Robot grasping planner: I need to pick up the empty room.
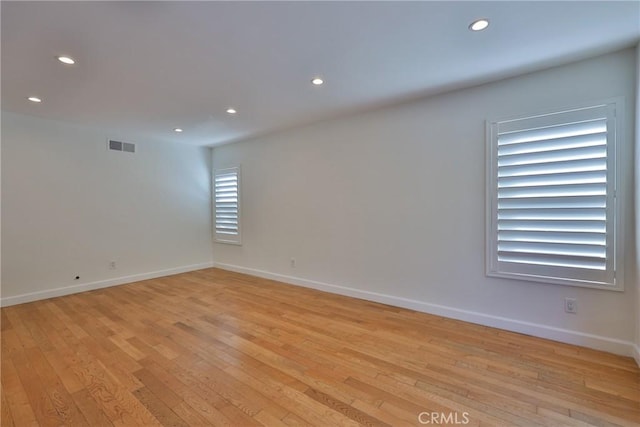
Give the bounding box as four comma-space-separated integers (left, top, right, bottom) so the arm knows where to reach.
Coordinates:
1, 1, 639, 426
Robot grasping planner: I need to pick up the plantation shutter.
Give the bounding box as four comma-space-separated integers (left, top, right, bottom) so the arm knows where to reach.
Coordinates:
487, 102, 620, 288
214, 167, 241, 244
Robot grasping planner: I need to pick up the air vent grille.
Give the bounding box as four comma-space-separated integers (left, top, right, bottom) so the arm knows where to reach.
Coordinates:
108, 140, 136, 153
109, 140, 122, 151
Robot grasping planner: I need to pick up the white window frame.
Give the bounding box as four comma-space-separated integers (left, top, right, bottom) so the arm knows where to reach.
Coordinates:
213, 166, 242, 245
486, 98, 624, 291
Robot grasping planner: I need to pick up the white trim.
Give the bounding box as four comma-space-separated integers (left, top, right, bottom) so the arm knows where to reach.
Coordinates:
0, 262, 214, 307
215, 262, 636, 358
633, 344, 640, 368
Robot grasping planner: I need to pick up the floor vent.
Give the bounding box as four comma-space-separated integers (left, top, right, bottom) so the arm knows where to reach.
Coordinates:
108, 139, 136, 153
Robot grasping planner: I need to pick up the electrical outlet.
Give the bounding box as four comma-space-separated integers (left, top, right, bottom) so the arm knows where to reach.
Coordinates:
564, 298, 577, 314
109, 261, 117, 270
290, 258, 296, 268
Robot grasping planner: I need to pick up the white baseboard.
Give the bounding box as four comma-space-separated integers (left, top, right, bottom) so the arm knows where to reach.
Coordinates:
633, 344, 640, 367
0, 262, 215, 307
215, 262, 637, 359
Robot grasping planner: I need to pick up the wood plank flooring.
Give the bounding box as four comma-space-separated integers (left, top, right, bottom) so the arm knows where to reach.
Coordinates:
1, 268, 639, 426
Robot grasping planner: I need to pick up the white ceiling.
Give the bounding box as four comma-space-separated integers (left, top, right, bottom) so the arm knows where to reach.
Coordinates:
2, 1, 639, 147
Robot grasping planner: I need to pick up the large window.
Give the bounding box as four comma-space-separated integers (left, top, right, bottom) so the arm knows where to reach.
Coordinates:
214, 166, 241, 245
486, 100, 623, 290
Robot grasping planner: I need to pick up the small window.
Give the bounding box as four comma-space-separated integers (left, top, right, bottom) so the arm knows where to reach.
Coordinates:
486, 100, 623, 290
214, 166, 241, 245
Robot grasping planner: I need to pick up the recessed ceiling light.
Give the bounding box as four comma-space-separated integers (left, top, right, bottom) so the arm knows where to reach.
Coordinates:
174, 128, 183, 133
57, 56, 75, 65
27, 96, 42, 103
469, 19, 489, 31
311, 77, 324, 86
226, 108, 237, 114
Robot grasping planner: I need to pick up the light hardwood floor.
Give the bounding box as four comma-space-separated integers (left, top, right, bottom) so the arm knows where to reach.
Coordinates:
1, 268, 639, 426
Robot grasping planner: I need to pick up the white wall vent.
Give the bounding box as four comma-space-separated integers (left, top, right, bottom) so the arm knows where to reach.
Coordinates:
108, 139, 136, 153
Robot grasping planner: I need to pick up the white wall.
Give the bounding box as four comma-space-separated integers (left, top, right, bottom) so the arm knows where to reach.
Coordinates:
635, 44, 640, 365
1, 112, 213, 305
213, 48, 637, 356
